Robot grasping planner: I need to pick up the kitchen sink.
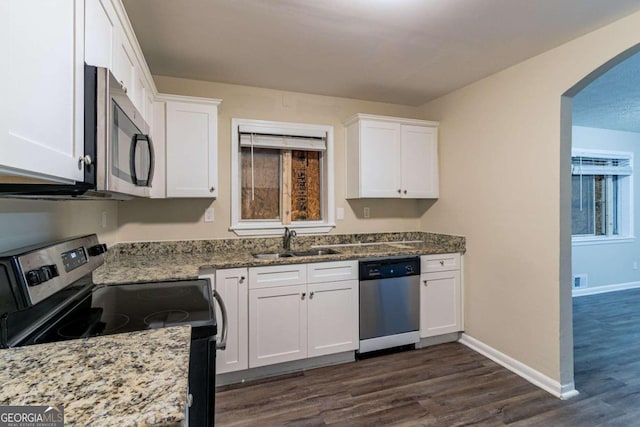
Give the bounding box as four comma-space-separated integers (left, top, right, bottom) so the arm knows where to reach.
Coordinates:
252, 252, 295, 259
292, 249, 339, 257
252, 248, 339, 259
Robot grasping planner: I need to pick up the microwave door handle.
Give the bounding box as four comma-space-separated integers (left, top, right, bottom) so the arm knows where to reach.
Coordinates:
130, 134, 140, 185
130, 134, 154, 186
146, 134, 155, 187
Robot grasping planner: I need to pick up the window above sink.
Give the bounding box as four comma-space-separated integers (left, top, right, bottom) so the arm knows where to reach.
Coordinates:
230, 119, 336, 236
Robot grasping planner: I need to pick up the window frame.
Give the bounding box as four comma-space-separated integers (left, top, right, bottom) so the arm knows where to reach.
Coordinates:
230, 118, 335, 236
571, 148, 634, 246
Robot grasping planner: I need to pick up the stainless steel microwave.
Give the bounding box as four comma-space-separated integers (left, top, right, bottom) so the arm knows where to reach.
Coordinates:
89, 65, 154, 198
0, 65, 154, 199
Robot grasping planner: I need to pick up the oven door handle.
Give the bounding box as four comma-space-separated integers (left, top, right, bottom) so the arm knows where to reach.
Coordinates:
213, 289, 228, 350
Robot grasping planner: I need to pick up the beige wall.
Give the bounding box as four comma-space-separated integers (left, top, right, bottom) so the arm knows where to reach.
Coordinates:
117, 78, 433, 242
419, 10, 640, 386
0, 199, 118, 252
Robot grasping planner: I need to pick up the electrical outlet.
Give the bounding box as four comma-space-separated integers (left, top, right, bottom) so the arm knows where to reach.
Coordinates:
101, 211, 108, 229
336, 207, 344, 220
363, 207, 370, 218
204, 207, 214, 223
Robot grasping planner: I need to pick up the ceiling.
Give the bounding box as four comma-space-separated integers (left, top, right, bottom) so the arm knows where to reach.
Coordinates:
573, 52, 640, 133
123, 0, 640, 107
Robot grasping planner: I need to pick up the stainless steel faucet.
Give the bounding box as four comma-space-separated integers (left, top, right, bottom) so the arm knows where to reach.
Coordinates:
283, 227, 297, 252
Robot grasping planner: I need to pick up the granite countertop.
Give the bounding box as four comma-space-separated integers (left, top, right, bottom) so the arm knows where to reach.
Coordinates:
94, 232, 465, 285
0, 326, 191, 426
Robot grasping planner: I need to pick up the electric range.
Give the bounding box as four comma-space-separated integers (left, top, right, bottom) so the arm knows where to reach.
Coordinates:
0, 234, 227, 426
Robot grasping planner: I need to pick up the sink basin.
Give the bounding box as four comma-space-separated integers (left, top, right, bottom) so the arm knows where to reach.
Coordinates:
292, 249, 339, 257
252, 252, 295, 259
252, 248, 339, 259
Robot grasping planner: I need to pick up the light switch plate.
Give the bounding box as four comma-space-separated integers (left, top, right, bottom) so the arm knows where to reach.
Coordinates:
204, 207, 214, 222
336, 207, 344, 220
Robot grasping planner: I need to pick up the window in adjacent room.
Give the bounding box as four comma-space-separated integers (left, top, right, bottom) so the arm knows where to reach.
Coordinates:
571, 150, 633, 243
231, 119, 335, 235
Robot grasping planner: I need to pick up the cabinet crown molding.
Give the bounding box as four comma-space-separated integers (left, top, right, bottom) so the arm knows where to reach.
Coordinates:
156, 93, 223, 106
343, 113, 439, 127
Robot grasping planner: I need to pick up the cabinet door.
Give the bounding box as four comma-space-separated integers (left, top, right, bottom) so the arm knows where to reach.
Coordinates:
166, 101, 219, 197
360, 120, 401, 197
420, 271, 462, 338
112, 27, 136, 99
401, 125, 439, 198
307, 280, 358, 357
214, 268, 249, 374
0, 0, 85, 182
149, 101, 166, 198
85, 0, 116, 69
249, 285, 307, 367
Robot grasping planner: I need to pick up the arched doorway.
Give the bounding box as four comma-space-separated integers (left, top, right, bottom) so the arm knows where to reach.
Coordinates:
561, 43, 640, 394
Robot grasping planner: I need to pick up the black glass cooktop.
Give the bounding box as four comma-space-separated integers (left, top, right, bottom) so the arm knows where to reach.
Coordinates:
8, 279, 216, 347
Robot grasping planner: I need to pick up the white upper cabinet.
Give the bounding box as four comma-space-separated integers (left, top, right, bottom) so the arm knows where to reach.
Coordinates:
345, 114, 439, 199
0, 0, 85, 182
401, 124, 439, 198
85, 0, 116, 69
85, 0, 154, 121
164, 96, 221, 198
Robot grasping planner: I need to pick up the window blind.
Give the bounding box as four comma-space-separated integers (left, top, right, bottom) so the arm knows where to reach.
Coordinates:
239, 132, 326, 151
571, 155, 632, 176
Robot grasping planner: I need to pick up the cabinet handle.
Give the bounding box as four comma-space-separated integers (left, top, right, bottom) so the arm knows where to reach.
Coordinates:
209, 187, 215, 192
310, 292, 314, 299
301, 292, 306, 300
440, 260, 445, 266
120, 80, 128, 94
187, 393, 193, 408
403, 190, 407, 194
423, 280, 428, 286
397, 189, 401, 194
79, 155, 92, 166
240, 276, 245, 282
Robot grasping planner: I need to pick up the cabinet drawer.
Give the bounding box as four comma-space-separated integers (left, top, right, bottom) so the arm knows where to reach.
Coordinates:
307, 261, 358, 284
421, 253, 460, 273
249, 264, 307, 289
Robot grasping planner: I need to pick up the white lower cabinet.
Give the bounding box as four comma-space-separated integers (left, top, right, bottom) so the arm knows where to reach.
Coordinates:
307, 280, 358, 358
248, 261, 358, 368
201, 268, 249, 374
249, 284, 307, 368
420, 254, 462, 338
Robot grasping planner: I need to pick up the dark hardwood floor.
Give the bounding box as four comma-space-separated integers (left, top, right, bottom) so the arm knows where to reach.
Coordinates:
215, 289, 640, 426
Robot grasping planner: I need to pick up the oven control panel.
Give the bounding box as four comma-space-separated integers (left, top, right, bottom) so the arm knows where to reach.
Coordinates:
61, 247, 88, 272
12, 235, 107, 307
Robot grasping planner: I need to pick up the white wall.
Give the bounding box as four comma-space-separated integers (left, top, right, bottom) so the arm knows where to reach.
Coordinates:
116, 77, 431, 243
0, 199, 119, 252
419, 9, 640, 391
572, 126, 640, 291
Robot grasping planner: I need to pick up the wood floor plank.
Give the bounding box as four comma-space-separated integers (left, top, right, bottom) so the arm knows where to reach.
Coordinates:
216, 288, 640, 426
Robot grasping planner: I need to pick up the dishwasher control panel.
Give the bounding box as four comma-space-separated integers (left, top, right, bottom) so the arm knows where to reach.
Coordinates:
359, 257, 420, 280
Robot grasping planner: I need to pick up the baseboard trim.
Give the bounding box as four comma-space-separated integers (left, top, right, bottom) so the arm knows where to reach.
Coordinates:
458, 334, 578, 400
573, 280, 640, 297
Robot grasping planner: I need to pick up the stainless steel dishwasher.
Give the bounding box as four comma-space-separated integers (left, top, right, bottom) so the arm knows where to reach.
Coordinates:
358, 257, 420, 353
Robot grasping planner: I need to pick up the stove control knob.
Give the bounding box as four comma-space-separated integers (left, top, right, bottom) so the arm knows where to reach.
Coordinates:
40, 265, 59, 281
25, 265, 59, 287
87, 244, 107, 257
25, 270, 42, 287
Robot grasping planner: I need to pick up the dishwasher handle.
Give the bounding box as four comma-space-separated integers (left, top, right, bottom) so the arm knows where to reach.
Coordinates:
213, 289, 228, 350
